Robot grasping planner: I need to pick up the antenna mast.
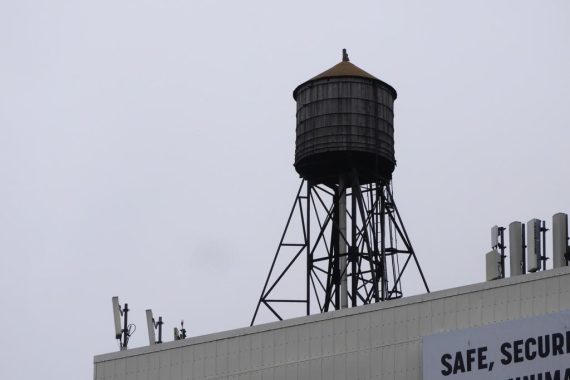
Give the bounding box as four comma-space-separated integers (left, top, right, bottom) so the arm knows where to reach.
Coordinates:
112, 297, 135, 350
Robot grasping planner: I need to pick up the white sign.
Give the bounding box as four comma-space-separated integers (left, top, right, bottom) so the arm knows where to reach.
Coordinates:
423, 311, 570, 380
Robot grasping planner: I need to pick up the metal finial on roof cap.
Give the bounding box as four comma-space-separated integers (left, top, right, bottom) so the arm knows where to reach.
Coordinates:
342, 49, 349, 62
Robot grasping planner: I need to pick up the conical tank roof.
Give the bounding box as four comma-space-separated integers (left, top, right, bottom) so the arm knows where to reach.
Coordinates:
311, 50, 378, 81
293, 49, 397, 99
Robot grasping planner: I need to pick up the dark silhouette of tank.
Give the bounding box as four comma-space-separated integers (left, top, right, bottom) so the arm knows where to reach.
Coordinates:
293, 49, 397, 185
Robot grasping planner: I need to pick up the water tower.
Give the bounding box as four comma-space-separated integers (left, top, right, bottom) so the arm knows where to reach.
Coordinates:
251, 50, 429, 324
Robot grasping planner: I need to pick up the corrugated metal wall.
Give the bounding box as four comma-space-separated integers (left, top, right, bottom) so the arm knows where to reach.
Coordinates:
94, 267, 570, 380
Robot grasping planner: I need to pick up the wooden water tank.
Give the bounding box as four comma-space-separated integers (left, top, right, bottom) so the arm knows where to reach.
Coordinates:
293, 50, 397, 185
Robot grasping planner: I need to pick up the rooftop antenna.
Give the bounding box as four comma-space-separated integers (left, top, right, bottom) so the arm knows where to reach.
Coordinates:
485, 248, 501, 281
491, 225, 506, 278
145, 309, 163, 344
553, 213, 569, 268
509, 221, 526, 276
112, 297, 135, 350
174, 320, 187, 341
527, 219, 542, 272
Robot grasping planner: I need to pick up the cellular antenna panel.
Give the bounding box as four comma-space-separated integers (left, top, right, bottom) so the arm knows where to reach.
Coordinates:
552, 213, 569, 268
527, 219, 541, 272
491, 225, 499, 248
485, 249, 501, 281
145, 309, 156, 345
112, 296, 122, 339
509, 221, 525, 276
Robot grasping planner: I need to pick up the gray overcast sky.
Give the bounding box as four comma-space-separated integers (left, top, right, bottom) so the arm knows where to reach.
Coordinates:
1, 1, 569, 378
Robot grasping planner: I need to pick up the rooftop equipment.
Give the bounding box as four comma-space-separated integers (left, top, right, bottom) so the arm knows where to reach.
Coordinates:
491, 225, 506, 278
252, 50, 429, 324
526, 219, 541, 272
173, 321, 187, 341
486, 214, 563, 280
552, 213, 569, 268
145, 309, 163, 345
111, 297, 135, 350
509, 222, 526, 276
485, 249, 502, 281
